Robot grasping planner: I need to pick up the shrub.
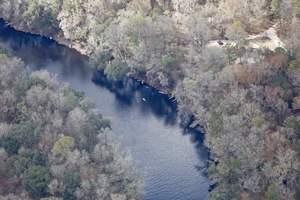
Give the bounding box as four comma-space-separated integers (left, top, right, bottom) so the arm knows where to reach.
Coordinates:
104, 59, 129, 81
89, 48, 113, 70
27, 76, 47, 90
52, 136, 75, 155
208, 113, 224, 136
285, 117, 300, 138
287, 60, 300, 72
64, 95, 76, 112
14, 150, 46, 175
293, 142, 300, 157
0, 136, 20, 155
23, 166, 51, 197
161, 56, 178, 71
274, 47, 286, 54
265, 183, 279, 200
252, 115, 270, 128
152, 4, 164, 17
224, 45, 239, 64
63, 171, 81, 200
269, 73, 292, 91
22, 2, 58, 34
206, 165, 218, 179
9, 122, 40, 148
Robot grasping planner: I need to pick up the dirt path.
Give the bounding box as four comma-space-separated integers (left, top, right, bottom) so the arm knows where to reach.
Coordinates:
246, 27, 285, 50
207, 26, 285, 51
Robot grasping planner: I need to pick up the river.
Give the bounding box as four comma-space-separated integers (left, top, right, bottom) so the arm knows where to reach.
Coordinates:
0, 21, 210, 200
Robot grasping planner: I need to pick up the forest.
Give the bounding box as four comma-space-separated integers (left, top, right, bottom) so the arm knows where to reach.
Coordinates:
0, 48, 142, 199
0, 0, 300, 199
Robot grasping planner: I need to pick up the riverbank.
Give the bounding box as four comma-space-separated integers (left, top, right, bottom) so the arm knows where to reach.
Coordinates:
0, 23, 210, 199
1, 1, 300, 199
0, 50, 143, 200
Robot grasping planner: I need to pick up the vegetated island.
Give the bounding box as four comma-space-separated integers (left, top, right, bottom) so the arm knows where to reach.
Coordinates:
0, 0, 300, 199
0, 48, 142, 199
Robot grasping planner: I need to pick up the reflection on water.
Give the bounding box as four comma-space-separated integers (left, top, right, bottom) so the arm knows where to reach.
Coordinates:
92, 72, 178, 126
0, 20, 210, 200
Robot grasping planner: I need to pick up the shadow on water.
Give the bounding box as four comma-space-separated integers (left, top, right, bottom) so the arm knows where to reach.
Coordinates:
92, 71, 178, 126
0, 20, 90, 81
0, 16, 209, 161
92, 69, 210, 169
0, 19, 210, 199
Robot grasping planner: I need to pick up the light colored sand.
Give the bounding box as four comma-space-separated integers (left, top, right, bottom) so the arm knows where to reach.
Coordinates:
207, 26, 285, 51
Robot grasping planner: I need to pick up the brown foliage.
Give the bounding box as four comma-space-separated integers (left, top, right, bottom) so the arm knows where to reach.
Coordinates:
264, 131, 286, 161
219, 54, 289, 85
255, 53, 289, 83
264, 86, 282, 106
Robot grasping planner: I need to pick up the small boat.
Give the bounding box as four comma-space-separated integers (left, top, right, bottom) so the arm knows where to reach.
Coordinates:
142, 98, 146, 101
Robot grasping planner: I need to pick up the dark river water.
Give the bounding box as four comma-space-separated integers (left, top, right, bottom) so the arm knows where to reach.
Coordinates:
0, 21, 210, 200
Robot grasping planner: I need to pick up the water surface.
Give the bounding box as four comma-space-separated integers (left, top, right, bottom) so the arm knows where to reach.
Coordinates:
0, 22, 210, 200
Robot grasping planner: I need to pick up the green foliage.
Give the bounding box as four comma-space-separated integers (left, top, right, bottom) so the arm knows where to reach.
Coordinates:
229, 20, 245, 30
87, 112, 111, 132
80, 98, 96, 112
292, 0, 300, 16
127, 15, 148, 44
270, 0, 282, 16
161, 56, 177, 71
226, 20, 247, 45
89, 48, 113, 70
27, 76, 47, 90
22, 2, 58, 34
269, 73, 292, 91
285, 117, 300, 138
63, 171, 81, 200
23, 166, 51, 197
0, 136, 20, 155
104, 58, 129, 81
64, 94, 76, 112
211, 94, 222, 109
52, 136, 75, 155
182, 77, 197, 91
62, 0, 77, 11
0, 55, 142, 199
224, 45, 239, 64
209, 113, 224, 136
64, 88, 85, 98
287, 60, 300, 72
207, 183, 239, 200
9, 122, 41, 148
252, 114, 270, 128
226, 157, 242, 182
274, 47, 286, 54
265, 183, 279, 200
152, 4, 164, 17
293, 142, 300, 157
99, 119, 111, 129
63, 88, 85, 112
19, 149, 46, 165
216, 161, 229, 177
14, 156, 33, 175
206, 165, 218, 178
14, 149, 46, 175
